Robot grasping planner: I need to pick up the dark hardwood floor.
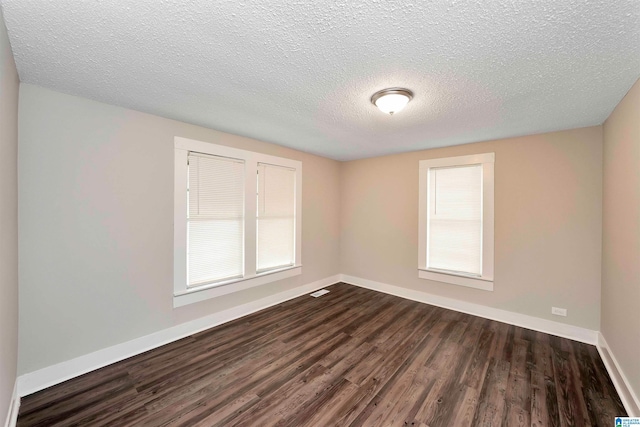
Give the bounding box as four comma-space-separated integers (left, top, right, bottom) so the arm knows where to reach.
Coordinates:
18, 283, 626, 426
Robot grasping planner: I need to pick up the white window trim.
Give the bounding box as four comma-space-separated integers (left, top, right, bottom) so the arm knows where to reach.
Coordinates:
174, 136, 302, 307
418, 152, 495, 291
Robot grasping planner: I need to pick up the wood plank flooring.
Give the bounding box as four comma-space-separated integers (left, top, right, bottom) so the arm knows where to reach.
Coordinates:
18, 283, 626, 426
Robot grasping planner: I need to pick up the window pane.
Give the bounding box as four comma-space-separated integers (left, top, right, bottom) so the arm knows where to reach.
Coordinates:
257, 163, 295, 272
188, 153, 244, 286
428, 165, 482, 275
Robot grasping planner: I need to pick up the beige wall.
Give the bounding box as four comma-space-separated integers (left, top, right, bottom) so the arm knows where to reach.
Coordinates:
13, 75, 637, 404
18, 84, 341, 374
602, 78, 640, 404
341, 127, 603, 330
0, 5, 19, 422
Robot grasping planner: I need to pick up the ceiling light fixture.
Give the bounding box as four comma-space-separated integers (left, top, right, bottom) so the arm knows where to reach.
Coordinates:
371, 88, 414, 115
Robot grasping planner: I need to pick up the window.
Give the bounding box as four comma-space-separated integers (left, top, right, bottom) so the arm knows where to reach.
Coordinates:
187, 153, 245, 287
418, 153, 494, 291
256, 163, 296, 272
174, 137, 302, 307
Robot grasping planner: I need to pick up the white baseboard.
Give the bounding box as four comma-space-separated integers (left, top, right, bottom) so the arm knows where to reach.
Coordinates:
340, 274, 598, 345
3, 381, 19, 427
596, 333, 640, 417
16, 272, 620, 409
344, 274, 640, 415
17, 274, 340, 397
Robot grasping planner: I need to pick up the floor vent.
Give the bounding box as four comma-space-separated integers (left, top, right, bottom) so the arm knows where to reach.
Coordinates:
310, 289, 330, 298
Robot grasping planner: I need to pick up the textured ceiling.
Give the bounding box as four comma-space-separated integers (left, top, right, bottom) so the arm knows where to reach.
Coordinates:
2, 0, 639, 161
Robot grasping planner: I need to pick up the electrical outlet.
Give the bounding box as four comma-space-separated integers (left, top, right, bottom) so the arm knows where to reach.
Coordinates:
552, 307, 567, 317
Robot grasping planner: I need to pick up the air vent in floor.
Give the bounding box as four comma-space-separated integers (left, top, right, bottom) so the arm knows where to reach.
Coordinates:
310, 289, 330, 298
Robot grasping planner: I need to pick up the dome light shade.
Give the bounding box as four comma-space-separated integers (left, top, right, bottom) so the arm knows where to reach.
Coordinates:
371, 88, 413, 115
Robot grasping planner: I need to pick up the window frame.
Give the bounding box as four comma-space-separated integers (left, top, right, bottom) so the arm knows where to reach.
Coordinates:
174, 137, 302, 307
418, 153, 495, 291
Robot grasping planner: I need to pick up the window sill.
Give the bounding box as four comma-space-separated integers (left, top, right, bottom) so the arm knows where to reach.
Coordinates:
174, 265, 302, 308
418, 269, 493, 291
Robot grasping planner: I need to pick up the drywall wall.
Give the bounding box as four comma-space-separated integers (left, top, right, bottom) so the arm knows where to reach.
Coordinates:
602, 78, 640, 403
0, 5, 19, 423
18, 84, 341, 374
341, 127, 603, 330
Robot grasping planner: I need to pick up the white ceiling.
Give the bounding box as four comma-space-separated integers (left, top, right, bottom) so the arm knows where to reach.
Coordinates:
2, 1, 639, 161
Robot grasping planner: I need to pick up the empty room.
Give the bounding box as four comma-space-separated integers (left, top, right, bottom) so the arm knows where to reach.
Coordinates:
1, 1, 639, 426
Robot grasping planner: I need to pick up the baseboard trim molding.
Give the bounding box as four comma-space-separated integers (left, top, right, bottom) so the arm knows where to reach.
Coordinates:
17, 274, 340, 397
340, 274, 598, 345
15, 273, 610, 401
3, 381, 19, 427
596, 333, 640, 416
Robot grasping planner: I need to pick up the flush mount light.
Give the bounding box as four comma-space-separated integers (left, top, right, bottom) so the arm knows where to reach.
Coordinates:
371, 88, 414, 115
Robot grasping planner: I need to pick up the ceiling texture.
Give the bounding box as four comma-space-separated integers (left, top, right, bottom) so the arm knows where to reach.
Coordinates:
2, 0, 639, 161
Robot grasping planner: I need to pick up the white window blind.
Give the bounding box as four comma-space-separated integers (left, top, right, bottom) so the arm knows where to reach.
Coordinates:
256, 163, 296, 272
428, 164, 482, 276
187, 152, 245, 287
